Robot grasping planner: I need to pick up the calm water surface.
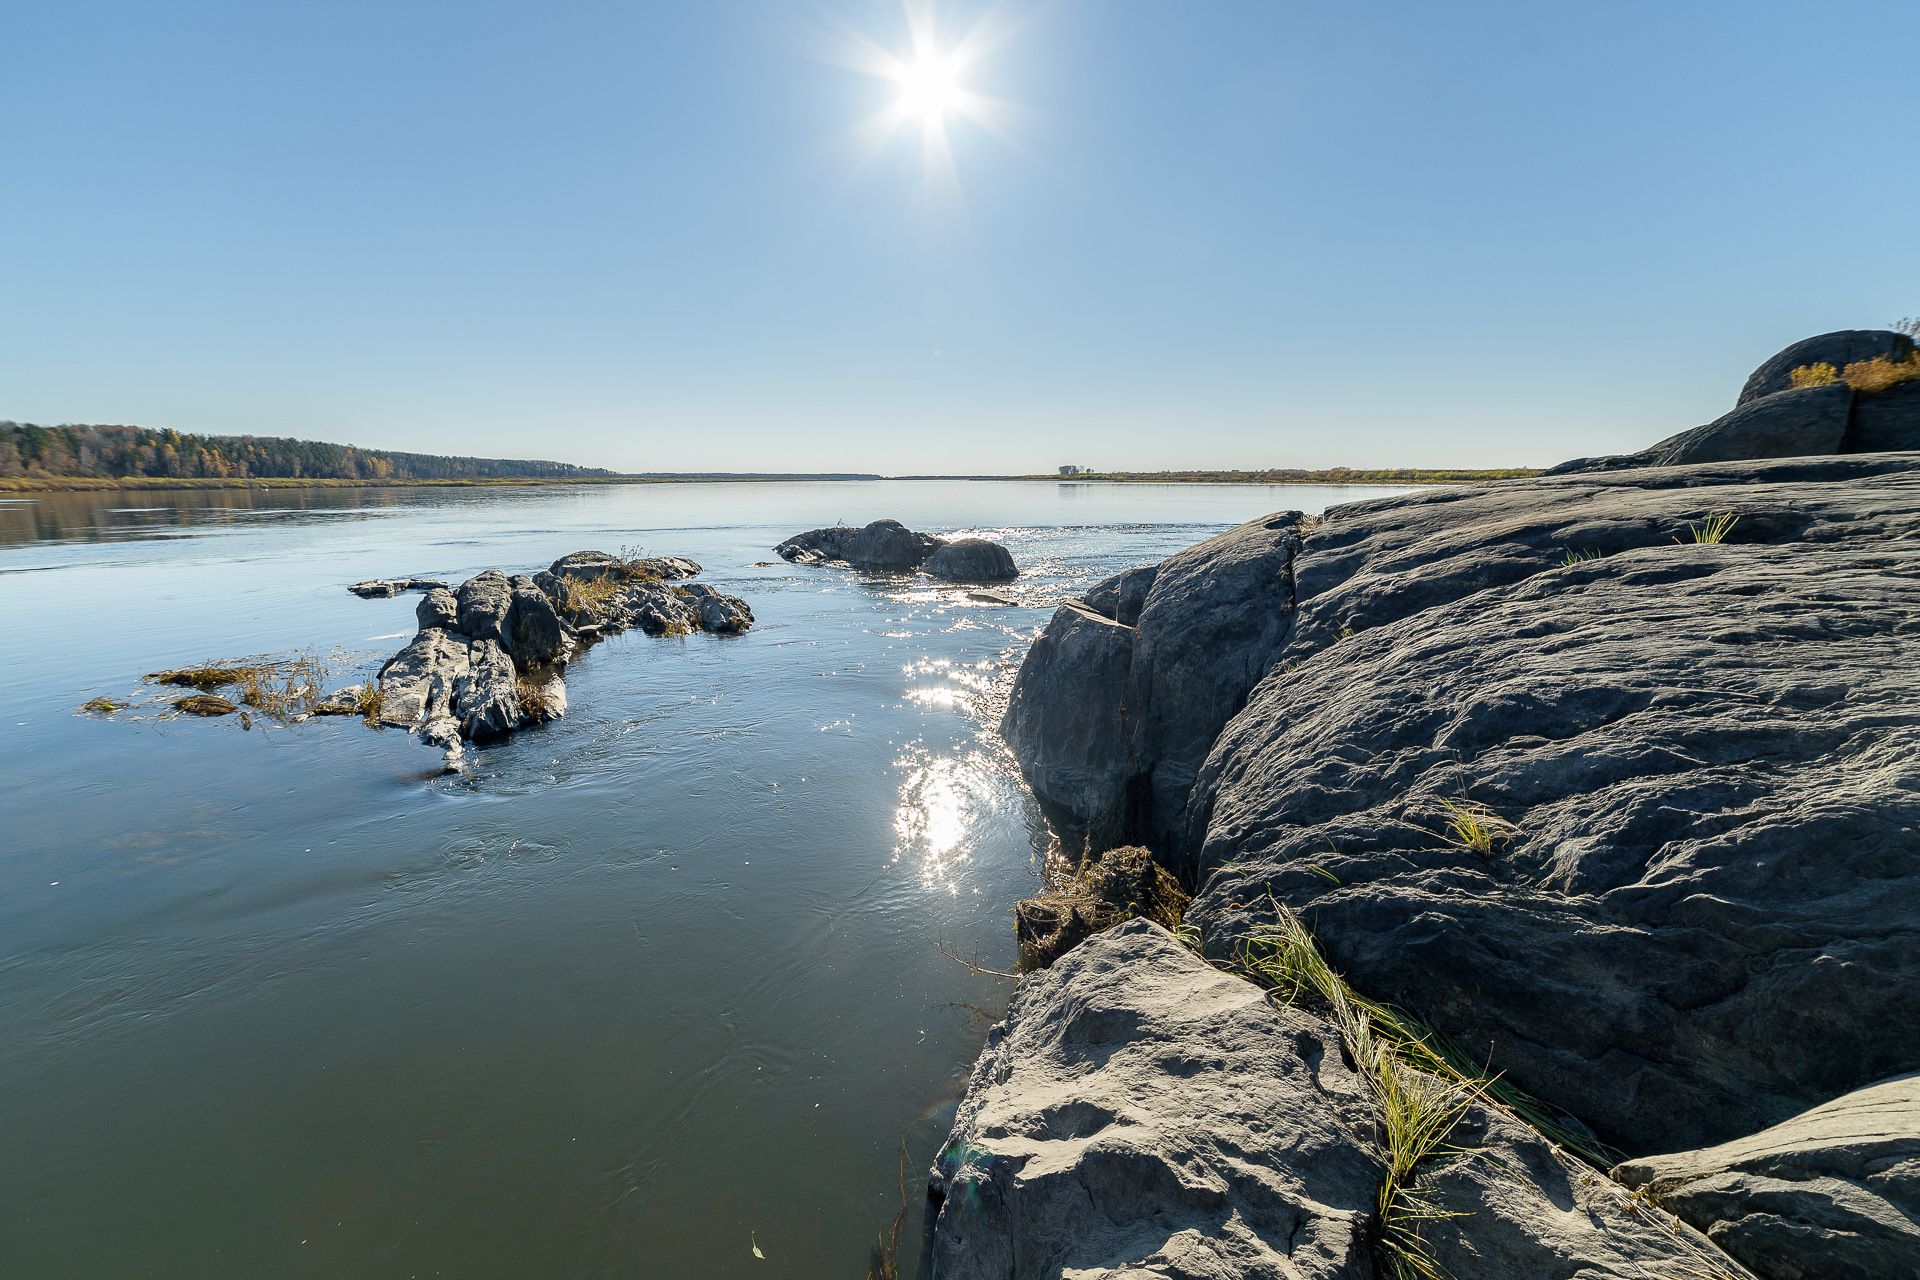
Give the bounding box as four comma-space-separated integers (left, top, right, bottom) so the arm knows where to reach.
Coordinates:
0, 479, 1416, 1279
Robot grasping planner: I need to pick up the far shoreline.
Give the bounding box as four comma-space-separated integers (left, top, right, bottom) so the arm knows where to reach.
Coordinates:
1, 468, 1536, 494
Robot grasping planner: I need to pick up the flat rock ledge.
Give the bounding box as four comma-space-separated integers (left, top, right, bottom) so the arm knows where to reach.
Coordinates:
774, 519, 1018, 582
1614, 1072, 1920, 1280
927, 920, 1747, 1280
354, 551, 752, 764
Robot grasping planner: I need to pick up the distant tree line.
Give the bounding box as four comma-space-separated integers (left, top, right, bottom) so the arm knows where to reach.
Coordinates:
0, 422, 614, 482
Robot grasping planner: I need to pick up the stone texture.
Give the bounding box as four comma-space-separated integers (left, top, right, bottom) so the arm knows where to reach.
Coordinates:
311, 685, 364, 716
1845, 379, 1920, 454
1000, 513, 1304, 861
1660, 381, 1854, 465
925, 920, 1385, 1280
507, 574, 567, 669
679, 583, 755, 635
1738, 330, 1915, 406
927, 920, 1750, 1280
1180, 456, 1920, 1157
455, 570, 514, 648
454, 637, 521, 739
775, 519, 944, 570
1082, 564, 1159, 627
377, 627, 471, 729
415, 587, 459, 632
545, 550, 701, 582
924, 538, 1019, 582
1614, 1073, 1920, 1280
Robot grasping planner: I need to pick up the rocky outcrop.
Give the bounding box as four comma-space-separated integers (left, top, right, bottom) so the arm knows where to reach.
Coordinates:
1614, 1072, 1920, 1280
924, 538, 1018, 582
1549, 330, 1920, 475
1180, 456, 1920, 1157
364, 550, 753, 762
973, 452, 1920, 1277
927, 921, 1748, 1280
1000, 516, 1301, 859
775, 520, 1019, 579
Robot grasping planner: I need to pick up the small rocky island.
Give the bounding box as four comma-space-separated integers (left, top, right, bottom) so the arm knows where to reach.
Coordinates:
929, 331, 1920, 1280
775, 519, 1019, 581
344, 551, 753, 764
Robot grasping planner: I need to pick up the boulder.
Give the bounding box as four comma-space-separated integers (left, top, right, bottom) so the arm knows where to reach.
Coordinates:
1846, 379, 1920, 454
1738, 330, 1915, 406
775, 519, 943, 570
311, 685, 364, 716
923, 538, 1018, 582
926, 920, 1385, 1280
454, 637, 521, 739
1082, 564, 1158, 627
376, 627, 470, 728
507, 574, 568, 669
677, 583, 755, 635
928, 920, 1749, 1280
963, 588, 1017, 605
1001, 513, 1305, 862
1180, 456, 1920, 1157
1658, 381, 1854, 465
999, 603, 1139, 841
1614, 1072, 1920, 1280
546, 550, 701, 582
455, 570, 514, 648
415, 587, 458, 632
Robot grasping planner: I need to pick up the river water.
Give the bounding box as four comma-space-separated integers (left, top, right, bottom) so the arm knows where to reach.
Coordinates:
0, 479, 1414, 1279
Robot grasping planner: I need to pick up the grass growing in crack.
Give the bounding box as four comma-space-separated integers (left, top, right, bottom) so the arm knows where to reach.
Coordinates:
1561, 547, 1604, 566
1676, 511, 1738, 545
357, 684, 385, 727
562, 574, 626, 615
1236, 900, 1619, 1275
1438, 799, 1513, 858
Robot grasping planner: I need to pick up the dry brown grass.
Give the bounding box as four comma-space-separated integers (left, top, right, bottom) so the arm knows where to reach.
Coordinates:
147, 652, 330, 723
562, 574, 626, 615
1790, 352, 1920, 394
357, 684, 385, 727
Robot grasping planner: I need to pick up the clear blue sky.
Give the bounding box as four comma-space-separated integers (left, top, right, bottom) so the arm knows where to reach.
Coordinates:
4, 1, 1916, 474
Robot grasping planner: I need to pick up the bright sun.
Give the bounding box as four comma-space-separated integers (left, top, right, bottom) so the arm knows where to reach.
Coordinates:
895, 52, 964, 123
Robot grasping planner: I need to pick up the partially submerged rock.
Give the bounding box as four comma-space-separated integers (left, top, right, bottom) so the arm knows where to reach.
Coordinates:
347, 576, 448, 599
366, 550, 754, 760
775, 520, 1019, 580
173, 694, 237, 716
311, 685, 364, 716
1614, 1073, 1920, 1280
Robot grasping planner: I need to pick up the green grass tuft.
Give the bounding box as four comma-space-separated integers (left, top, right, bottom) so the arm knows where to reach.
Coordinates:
1438, 798, 1513, 857
1675, 511, 1738, 545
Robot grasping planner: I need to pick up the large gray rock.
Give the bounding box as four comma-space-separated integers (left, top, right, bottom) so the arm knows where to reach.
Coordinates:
678, 583, 755, 635
928, 920, 1751, 1280
455, 570, 514, 648
1614, 1072, 1920, 1280
507, 574, 568, 669
415, 586, 459, 632
1182, 456, 1920, 1157
546, 550, 701, 582
924, 538, 1018, 583
926, 920, 1384, 1280
1846, 379, 1920, 454
775, 519, 943, 570
1000, 513, 1303, 862
1082, 564, 1158, 627
1738, 330, 1914, 406
999, 604, 1140, 844
1659, 381, 1853, 465
454, 637, 522, 739
376, 627, 470, 730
